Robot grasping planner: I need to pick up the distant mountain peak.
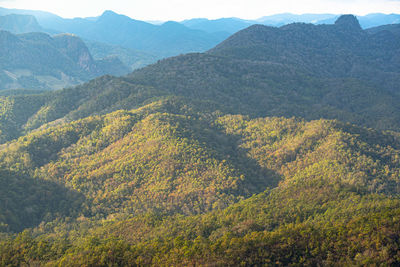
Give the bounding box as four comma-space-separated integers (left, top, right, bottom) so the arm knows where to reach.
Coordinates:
98, 10, 127, 21
98, 9, 145, 25
101, 10, 118, 17
335, 15, 362, 31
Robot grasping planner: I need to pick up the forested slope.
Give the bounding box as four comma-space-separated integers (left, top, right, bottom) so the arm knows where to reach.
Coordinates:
1, 16, 400, 144
1, 107, 400, 265
1, 15, 400, 266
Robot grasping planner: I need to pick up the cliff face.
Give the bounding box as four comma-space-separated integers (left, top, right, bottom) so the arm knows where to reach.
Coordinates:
0, 14, 43, 34
334, 14, 362, 31
53, 34, 97, 72
0, 31, 129, 90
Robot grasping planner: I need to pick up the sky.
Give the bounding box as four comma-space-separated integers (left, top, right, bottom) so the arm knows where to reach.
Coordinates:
0, 0, 400, 21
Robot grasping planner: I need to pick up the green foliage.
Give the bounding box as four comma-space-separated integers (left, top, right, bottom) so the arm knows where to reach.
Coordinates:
1, 15, 400, 265
1, 16, 400, 144
0, 108, 275, 222
0, 106, 400, 265
216, 115, 400, 194
0, 169, 83, 232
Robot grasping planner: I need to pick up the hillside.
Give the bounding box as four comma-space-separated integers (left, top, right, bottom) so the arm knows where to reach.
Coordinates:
210, 15, 400, 85
366, 22, 400, 35
0, 14, 400, 265
1, 106, 400, 265
0, 30, 129, 90
0, 16, 400, 143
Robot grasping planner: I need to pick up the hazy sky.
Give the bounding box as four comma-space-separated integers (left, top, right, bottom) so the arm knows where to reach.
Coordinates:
1, 0, 399, 20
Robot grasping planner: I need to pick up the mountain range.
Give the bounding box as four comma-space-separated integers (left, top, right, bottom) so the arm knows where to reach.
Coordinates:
2, 7, 400, 33
0, 14, 400, 265
0, 8, 230, 58
0, 15, 399, 138
1, 7, 400, 72
37, 10, 229, 58
255, 13, 400, 28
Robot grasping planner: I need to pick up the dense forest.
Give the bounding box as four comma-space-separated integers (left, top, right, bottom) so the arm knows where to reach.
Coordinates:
1, 105, 400, 265
1, 16, 400, 142
0, 15, 400, 265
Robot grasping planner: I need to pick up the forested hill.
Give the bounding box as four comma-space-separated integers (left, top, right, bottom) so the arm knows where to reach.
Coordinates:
1, 105, 400, 265
1, 16, 399, 143
0, 30, 129, 90
366, 22, 400, 35
1, 14, 400, 266
210, 15, 400, 84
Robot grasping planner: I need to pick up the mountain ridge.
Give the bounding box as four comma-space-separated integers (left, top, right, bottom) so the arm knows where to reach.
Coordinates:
1, 7, 399, 66
1, 14, 400, 265
1, 16, 400, 142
